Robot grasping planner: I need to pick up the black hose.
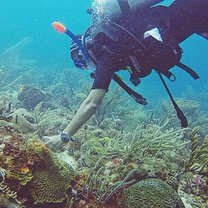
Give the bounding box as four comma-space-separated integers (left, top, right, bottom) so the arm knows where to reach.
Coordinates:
158, 72, 188, 128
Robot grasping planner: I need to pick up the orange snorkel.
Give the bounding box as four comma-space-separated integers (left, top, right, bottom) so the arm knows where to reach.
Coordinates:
52, 21, 89, 60
52, 22, 67, 33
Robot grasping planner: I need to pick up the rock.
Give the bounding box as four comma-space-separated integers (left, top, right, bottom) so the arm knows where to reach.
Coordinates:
17, 85, 46, 110
10, 108, 36, 133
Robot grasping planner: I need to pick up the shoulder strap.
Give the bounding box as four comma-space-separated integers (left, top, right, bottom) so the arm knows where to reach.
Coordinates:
177, 62, 200, 80
113, 74, 147, 105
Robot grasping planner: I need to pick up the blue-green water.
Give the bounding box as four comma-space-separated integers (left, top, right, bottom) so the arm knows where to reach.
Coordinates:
0, 0, 90, 65
0, 0, 208, 105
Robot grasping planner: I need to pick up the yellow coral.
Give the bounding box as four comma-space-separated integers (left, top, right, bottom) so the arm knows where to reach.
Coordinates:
19, 167, 30, 174
7, 170, 33, 186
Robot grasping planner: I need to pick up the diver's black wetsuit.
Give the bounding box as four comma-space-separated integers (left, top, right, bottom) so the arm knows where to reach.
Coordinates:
91, 0, 208, 91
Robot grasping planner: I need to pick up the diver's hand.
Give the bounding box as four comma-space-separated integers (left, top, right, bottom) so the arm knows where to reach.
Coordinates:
42, 135, 64, 150
60, 132, 79, 143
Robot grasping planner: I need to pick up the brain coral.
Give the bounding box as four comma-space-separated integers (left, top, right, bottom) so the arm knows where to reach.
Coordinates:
31, 145, 74, 204
120, 178, 185, 208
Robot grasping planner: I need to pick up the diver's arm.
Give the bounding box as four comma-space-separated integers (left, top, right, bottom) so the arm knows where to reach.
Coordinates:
63, 89, 106, 136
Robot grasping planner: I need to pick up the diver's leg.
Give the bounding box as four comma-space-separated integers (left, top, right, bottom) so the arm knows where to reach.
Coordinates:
169, 0, 208, 42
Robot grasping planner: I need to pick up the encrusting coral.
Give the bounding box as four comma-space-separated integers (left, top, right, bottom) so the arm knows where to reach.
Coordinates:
119, 178, 185, 208
0, 127, 38, 186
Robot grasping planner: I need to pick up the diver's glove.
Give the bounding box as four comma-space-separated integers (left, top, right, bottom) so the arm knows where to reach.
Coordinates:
60, 131, 79, 143
70, 36, 87, 69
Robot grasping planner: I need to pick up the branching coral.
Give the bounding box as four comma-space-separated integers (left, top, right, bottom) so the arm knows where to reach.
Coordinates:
175, 99, 201, 115
78, 138, 108, 167
1, 37, 34, 71
0, 92, 15, 122
163, 99, 200, 117
0, 65, 8, 89
161, 98, 208, 137
180, 126, 208, 176
78, 118, 187, 172
0, 174, 17, 199
94, 87, 131, 126
75, 118, 188, 200
0, 168, 26, 207
106, 118, 188, 160
70, 116, 192, 207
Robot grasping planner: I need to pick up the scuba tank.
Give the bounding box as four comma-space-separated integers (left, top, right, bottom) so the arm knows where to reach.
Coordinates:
92, 0, 164, 21
85, 0, 165, 74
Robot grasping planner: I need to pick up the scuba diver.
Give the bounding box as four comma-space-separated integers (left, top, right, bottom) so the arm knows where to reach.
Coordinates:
44, 0, 208, 146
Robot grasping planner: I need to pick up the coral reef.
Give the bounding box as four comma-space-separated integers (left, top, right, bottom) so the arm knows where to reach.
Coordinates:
119, 178, 185, 208
162, 98, 208, 136
0, 65, 7, 89
0, 126, 74, 207
1, 39, 208, 207
0, 128, 38, 186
